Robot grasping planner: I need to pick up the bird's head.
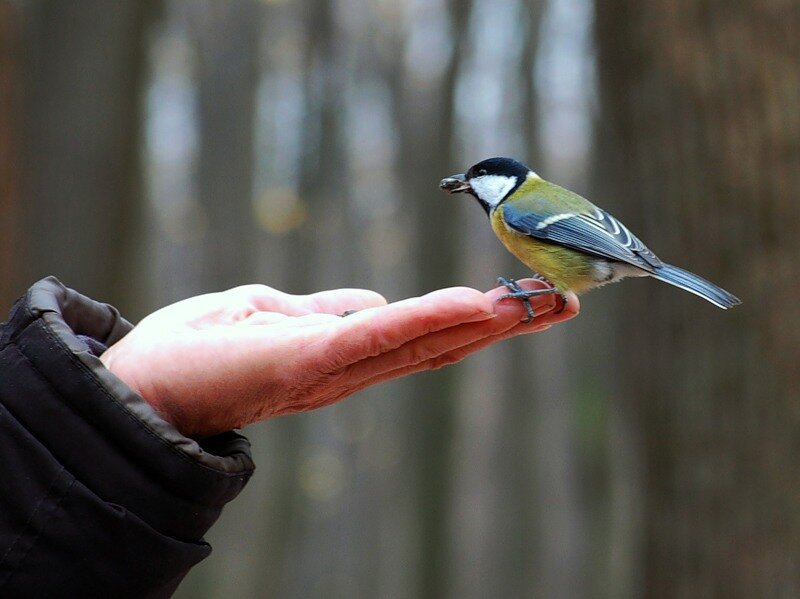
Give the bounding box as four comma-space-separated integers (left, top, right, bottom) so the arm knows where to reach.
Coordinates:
440, 157, 533, 214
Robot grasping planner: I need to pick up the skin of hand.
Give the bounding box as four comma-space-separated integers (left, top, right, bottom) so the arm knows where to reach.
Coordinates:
99, 280, 579, 438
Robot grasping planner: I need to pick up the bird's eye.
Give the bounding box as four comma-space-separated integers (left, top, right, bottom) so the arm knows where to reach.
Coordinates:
478, 168, 487, 176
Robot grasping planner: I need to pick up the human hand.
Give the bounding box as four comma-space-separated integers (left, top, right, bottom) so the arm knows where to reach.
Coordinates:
100, 280, 579, 437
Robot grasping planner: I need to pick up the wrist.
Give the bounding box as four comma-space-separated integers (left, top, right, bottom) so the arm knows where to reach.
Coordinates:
100, 347, 189, 434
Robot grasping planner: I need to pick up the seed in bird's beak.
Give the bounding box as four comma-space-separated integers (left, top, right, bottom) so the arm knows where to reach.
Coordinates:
439, 174, 471, 194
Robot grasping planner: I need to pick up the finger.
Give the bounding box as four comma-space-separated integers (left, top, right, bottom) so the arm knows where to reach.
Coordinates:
336, 288, 579, 392
240, 312, 342, 327
332, 289, 554, 385
139, 287, 281, 326
344, 321, 555, 394
324, 287, 497, 364
484, 277, 559, 321
239, 312, 290, 325
424, 290, 578, 358
299, 288, 388, 315
217, 284, 301, 319
225, 285, 387, 318
515, 291, 580, 327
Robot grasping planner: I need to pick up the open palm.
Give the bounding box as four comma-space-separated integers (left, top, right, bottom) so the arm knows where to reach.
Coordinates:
100, 280, 578, 437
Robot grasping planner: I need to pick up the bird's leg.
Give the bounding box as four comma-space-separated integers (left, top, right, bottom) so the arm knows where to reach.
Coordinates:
496, 277, 557, 323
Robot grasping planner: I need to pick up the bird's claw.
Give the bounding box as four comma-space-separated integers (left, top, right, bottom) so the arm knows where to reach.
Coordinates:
496, 276, 558, 323
554, 292, 569, 315
529, 274, 569, 315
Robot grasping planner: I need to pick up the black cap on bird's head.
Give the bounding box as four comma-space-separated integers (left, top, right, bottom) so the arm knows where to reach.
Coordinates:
464, 157, 530, 181
440, 157, 532, 214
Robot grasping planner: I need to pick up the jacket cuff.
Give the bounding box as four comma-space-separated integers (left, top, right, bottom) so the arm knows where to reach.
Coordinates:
0, 276, 255, 542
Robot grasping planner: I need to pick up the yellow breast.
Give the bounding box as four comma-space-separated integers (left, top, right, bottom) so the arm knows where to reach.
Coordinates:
490, 205, 597, 293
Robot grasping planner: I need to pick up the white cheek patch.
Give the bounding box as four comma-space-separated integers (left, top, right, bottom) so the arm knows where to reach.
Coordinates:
470, 175, 517, 207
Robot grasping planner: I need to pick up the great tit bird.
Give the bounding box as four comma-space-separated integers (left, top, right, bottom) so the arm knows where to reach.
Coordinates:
440, 157, 740, 320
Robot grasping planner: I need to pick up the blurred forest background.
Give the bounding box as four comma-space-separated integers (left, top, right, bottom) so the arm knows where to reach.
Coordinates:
2, 0, 799, 597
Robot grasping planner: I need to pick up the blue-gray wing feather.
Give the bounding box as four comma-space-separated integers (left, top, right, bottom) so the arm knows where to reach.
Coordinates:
502, 203, 663, 272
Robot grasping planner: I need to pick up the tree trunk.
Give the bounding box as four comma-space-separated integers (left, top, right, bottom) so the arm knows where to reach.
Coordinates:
0, 0, 20, 308
391, 1, 471, 595
17, 1, 153, 313
446, 1, 588, 597
595, 1, 800, 596
194, 0, 261, 292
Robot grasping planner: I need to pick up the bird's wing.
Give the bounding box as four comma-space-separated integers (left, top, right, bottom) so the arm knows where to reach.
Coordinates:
501, 201, 663, 271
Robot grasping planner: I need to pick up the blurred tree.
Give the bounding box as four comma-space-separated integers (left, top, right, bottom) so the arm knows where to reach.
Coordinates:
516, 2, 589, 598
596, 1, 800, 596
193, 0, 261, 291
0, 0, 20, 309
279, 0, 362, 595
445, 1, 592, 598
16, 0, 156, 314
390, 0, 472, 595
289, 0, 362, 297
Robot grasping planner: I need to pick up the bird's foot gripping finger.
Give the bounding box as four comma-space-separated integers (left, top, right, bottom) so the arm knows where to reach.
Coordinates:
527, 274, 569, 315
496, 276, 558, 323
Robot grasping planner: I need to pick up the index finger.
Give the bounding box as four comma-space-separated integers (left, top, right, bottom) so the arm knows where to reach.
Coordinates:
324, 284, 560, 365
326, 287, 495, 362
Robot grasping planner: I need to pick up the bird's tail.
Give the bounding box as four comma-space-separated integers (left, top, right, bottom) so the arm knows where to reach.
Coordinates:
651, 263, 741, 309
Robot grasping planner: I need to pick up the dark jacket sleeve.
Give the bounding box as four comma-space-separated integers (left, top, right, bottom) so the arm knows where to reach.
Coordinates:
0, 277, 255, 598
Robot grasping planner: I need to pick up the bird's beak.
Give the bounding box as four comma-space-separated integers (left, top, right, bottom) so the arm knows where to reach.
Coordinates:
439, 173, 471, 194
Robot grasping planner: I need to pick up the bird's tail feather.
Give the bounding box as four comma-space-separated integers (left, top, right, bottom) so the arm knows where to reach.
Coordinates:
651, 263, 741, 309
